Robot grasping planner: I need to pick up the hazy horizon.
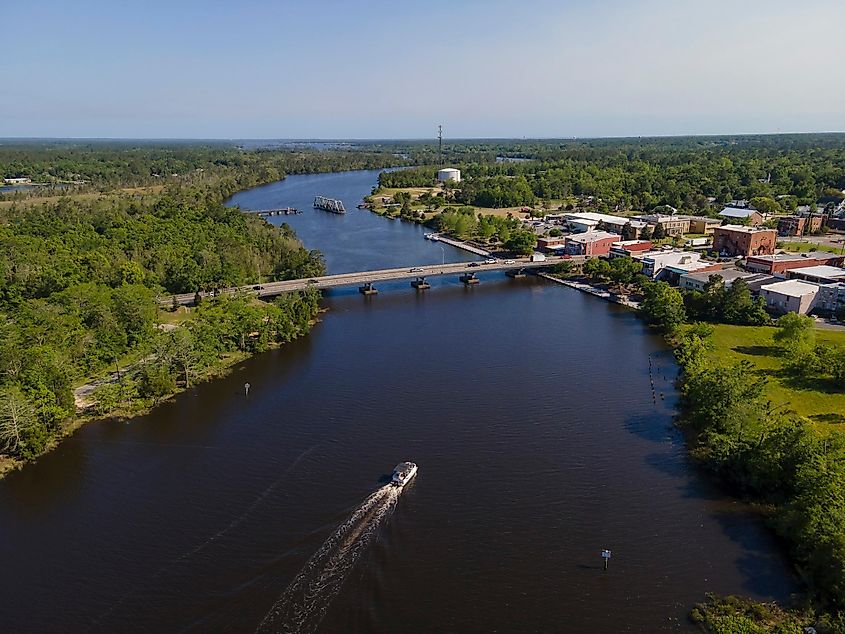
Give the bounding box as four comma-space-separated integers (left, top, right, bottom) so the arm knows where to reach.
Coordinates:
3, 0, 844, 139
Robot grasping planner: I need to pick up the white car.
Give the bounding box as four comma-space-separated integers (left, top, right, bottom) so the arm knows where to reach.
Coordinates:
504, 259, 516, 264
484, 258, 497, 264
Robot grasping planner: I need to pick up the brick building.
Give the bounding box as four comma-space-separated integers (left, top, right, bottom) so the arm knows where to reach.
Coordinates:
712, 225, 777, 257
564, 231, 621, 257
745, 252, 845, 276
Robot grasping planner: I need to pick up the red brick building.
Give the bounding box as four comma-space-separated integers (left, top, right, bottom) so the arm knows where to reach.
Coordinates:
713, 225, 777, 257
564, 231, 621, 257
777, 214, 826, 237
746, 251, 845, 276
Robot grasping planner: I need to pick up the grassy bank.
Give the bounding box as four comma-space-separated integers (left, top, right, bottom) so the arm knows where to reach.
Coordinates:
705, 324, 845, 430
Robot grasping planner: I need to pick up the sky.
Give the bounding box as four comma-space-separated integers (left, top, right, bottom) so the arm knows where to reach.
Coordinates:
2, 0, 844, 139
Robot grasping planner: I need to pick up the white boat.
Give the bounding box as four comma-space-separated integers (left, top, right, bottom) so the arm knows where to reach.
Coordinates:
424, 233, 439, 241
391, 462, 418, 487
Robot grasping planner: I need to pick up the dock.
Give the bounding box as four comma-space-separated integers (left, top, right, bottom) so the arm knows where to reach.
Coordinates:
538, 273, 640, 309
427, 234, 491, 257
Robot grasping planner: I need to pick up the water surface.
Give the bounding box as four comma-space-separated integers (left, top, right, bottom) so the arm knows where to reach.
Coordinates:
0, 170, 796, 632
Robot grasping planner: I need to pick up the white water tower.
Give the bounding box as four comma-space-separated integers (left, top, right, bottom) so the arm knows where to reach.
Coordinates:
437, 168, 461, 183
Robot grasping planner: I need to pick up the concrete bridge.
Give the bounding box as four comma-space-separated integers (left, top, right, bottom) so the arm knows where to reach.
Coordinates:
165, 255, 584, 306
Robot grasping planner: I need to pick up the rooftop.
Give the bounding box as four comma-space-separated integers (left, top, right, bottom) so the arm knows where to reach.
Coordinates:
566, 231, 621, 243
715, 224, 774, 234
760, 279, 821, 297
719, 207, 759, 218
748, 251, 843, 263
788, 265, 845, 280
681, 269, 757, 284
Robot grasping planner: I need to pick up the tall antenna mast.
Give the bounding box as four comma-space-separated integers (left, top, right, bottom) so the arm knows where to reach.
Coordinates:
438, 124, 443, 166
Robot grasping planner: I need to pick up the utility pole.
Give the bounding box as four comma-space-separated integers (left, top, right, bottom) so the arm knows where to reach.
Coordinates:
438, 124, 443, 167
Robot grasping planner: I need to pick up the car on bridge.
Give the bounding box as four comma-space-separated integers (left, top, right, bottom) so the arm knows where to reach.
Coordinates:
409, 267, 424, 272
468, 262, 481, 268
504, 259, 516, 264
484, 258, 497, 264
252, 285, 264, 291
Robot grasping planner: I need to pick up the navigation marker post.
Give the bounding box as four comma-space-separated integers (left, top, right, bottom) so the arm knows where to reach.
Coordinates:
245, 382, 251, 396
601, 549, 611, 571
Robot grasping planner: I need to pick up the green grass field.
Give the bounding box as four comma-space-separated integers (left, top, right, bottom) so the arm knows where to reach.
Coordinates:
707, 324, 845, 431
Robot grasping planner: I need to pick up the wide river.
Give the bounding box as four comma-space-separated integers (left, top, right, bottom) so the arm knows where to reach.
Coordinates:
0, 170, 796, 632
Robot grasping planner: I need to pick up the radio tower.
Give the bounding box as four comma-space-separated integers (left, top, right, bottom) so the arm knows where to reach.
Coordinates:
438, 124, 443, 166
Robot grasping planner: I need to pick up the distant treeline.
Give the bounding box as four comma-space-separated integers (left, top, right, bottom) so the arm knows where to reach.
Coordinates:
0, 141, 408, 193
378, 134, 845, 211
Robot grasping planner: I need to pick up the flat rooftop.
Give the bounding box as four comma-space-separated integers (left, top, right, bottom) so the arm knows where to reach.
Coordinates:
760, 279, 821, 297
788, 265, 845, 280
748, 251, 842, 262
715, 224, 773, 234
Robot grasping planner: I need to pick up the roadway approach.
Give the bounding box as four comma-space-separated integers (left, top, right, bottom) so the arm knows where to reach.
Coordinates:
166, 255, 583, 306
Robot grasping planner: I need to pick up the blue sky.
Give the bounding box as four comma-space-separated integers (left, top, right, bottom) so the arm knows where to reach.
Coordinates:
2, 0, 843, 139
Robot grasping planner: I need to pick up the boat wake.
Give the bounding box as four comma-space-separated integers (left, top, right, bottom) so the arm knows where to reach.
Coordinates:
256, 485, 400, 633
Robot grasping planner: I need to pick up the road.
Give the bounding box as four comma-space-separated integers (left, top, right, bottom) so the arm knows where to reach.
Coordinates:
165, 256, 582, 306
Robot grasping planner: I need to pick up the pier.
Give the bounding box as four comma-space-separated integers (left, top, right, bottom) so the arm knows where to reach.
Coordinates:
314, 196, 346, 214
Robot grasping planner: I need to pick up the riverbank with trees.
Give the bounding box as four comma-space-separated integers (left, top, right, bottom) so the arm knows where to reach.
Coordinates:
0, 142, 411, 477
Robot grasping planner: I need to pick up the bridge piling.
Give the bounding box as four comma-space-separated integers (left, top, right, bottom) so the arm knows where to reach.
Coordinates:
411, 276, 430, 290
358, 282, 378, 295
459, 273, 480, 285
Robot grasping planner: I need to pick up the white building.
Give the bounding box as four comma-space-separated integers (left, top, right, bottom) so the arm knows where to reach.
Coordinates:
437, 168, 461, 183
760, 280, 820, 315
564, 212, 646, 235
640, 251, 718, 281
678, 269, 766, 292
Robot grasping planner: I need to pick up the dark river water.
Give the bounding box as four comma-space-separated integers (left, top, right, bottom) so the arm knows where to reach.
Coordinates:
0, 170, 796, 632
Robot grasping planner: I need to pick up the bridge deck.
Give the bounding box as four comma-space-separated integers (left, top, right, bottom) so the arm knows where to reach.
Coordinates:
165, 255, 583, 305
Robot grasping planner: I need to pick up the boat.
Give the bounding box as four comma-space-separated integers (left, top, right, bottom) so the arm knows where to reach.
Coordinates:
391, 462, 418, 487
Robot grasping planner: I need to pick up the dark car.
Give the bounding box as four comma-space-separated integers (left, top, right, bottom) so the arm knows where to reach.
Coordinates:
252, 285, 264, 291
308, 279, 319, 284
468, 262, 481, 268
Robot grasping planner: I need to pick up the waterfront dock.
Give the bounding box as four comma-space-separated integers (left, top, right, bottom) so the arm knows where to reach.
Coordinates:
428, 234, 491, 257
538, 273, 640, 309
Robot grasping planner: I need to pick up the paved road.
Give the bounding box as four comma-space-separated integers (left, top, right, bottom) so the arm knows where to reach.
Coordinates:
165, 256, 582, 306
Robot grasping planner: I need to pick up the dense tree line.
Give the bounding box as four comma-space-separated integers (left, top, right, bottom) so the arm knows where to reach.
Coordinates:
676, 321, 845, 629
0, 141, 408, 199
0, 144, 335, 464
378, 134, 845, 212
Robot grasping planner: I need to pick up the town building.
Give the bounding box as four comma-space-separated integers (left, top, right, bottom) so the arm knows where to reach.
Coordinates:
683, 216, 722, 235
816, 283, 845, 315
777, 214, 825, 237
563, 212, 646, 236
786, 265, 845, 284
608, 240, 653, 259
718, 206, 764, 225
639, 250, 721, 283
3, 177, 31, 185
564, 231, 621, 257
436, 168, 461, 183
745, 251, 845, 276
536, 236, 568, 252
678, 269, 772, 292
712, 225, 777, 257
759, 280, 821, 315
633, 214, 690, 236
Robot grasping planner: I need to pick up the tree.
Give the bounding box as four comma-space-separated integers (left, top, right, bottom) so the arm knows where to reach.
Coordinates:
641, 281, 686, 332
0, 385, 40, 458
504, 229, 537, 255
621, 222, 637, 241
651, 222, 666, 240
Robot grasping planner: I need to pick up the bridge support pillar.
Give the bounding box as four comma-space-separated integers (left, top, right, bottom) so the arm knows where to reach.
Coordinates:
506, 268, 527, 279
459, 273, 480, 285
359, 282, 378, 295
411, 276, 430, 290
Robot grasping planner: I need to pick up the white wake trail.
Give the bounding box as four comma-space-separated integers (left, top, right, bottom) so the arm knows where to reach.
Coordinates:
257, 485, 400, 633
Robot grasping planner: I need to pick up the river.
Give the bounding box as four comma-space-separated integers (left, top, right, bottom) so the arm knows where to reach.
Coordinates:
0, 169, 796, 632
